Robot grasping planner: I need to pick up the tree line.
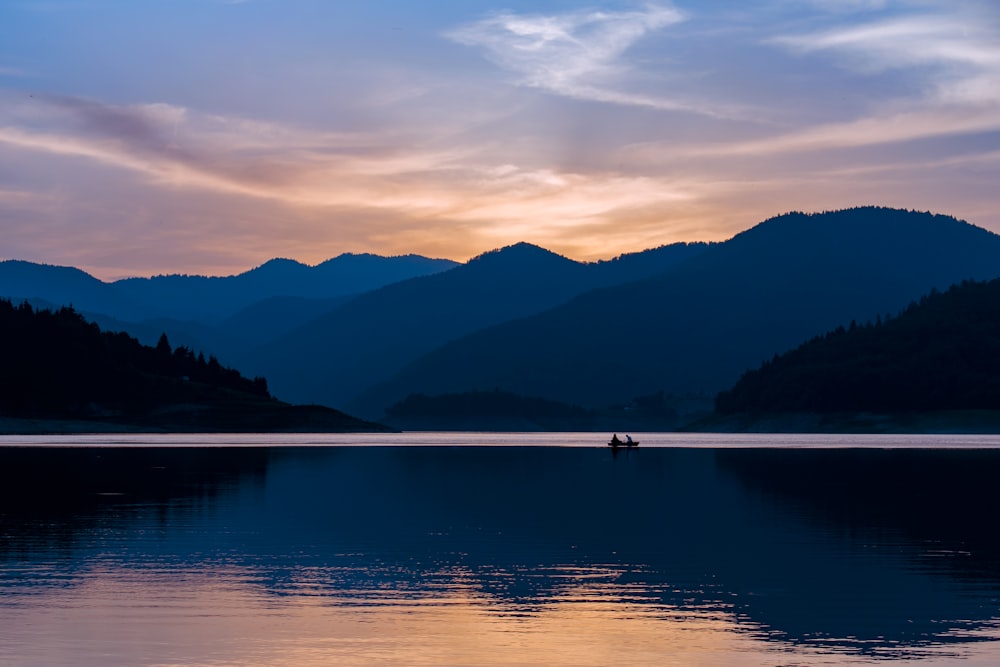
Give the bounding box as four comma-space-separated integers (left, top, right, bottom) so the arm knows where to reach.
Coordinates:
715, 279, 1000, 414
0, 299, 269, 419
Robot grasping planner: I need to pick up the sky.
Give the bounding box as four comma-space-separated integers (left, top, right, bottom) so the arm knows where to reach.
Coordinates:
1, 0, 999, 279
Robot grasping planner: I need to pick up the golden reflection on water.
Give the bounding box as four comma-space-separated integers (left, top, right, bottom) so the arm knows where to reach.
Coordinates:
3, 560, 998, 667
5, 444, 1000, 666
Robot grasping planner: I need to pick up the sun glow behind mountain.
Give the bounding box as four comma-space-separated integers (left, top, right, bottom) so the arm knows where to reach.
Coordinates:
1, 1, 999, 279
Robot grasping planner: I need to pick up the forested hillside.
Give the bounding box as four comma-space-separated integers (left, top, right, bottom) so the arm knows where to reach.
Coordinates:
0, 300, 381, 432
8, 207, 1000, 428
715, 279, 1000, 414
355, 208, 1000, 418
245, 241, 708, 409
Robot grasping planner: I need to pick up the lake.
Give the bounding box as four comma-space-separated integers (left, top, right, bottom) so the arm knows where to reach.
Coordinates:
2, 433, 1000, 666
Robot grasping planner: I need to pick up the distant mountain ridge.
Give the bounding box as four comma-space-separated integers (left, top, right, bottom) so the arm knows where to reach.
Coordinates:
7, 207, 999, 426
353, 208, 1000, 418
111, 253, 459, 322
0, 253, 459, 324
241, 241, 710, 409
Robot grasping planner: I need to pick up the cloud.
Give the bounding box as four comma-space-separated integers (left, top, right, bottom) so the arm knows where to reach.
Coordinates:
685, 107, 1000, 158
770, 8, 1000, 105
445, 4, 727, 115
0, 65, 33, 78
39, 94, 179, 151
802, 0, 890, 12
4, 3, 1000, 277
0, 94, 405, 201
0, 92, 701, 271
700, 4, 1000, 155
0, 187, 52, 207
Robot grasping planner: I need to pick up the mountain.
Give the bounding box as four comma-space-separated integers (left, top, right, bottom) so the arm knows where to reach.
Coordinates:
214, 295, 355, 352
0, 260, 150, 319
110, 253, 459, 322
0, 299, 384, 433
0, 253, 458, 325
242, 241, 709, 410
714, 278, 1000, 415
355, 208, 1000, 418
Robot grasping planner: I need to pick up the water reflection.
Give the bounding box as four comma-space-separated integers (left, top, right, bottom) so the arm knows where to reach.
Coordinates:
1, 444, 1000, 666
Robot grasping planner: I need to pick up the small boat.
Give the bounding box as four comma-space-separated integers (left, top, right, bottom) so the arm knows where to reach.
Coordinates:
608, 437, 639, 448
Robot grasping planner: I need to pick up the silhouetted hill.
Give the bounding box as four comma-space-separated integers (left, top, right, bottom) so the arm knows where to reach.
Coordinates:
111, 253, 458, 322
0, 253, 459, 382
0, 299, 383, 433
0, 253, 457, 325
0, 260, 151, 319
715, 278, 1000, 416
244, 241, 709, 410
215, 295, 354, 352
356, 208, 1000, 418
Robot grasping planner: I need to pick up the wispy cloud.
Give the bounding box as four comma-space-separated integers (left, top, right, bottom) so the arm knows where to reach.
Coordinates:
0, 187, 52, 206
685, 107, 1000, 158
0, 65, 33, 78
0, 95, 306, 198
703, 4, 1000, 155
0, 92, 697, 269
771, 8, 1000, 105
3, 2, 1000, 277
802, 0, 890, 12
445, 4, 729, 115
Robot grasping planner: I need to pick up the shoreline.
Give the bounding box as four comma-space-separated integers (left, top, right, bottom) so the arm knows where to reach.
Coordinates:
5, 410, 1000, 436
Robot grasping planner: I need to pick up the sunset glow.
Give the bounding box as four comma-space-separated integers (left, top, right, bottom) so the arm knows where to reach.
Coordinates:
8, 557, 999, 667
2, 1, 999, 278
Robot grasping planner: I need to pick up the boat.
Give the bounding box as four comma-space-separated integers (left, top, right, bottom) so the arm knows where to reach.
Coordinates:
608, 437, 639, 448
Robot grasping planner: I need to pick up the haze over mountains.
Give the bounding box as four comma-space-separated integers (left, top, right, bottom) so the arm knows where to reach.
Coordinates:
0, 253, 458, 357
243, 241, 709, 409
4, 207, 1000, 427
356, 208, 1000, 419
0, 253, 458, 324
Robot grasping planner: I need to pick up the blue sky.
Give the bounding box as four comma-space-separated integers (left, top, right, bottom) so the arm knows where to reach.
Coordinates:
2, 0, 999, 278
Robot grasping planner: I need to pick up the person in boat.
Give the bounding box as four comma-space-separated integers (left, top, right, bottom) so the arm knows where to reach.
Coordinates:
610, 433, 622, 446
626, 434, 633, 445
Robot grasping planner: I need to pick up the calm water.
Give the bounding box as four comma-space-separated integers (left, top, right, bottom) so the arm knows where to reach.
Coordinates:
2, 434, 1000, 666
